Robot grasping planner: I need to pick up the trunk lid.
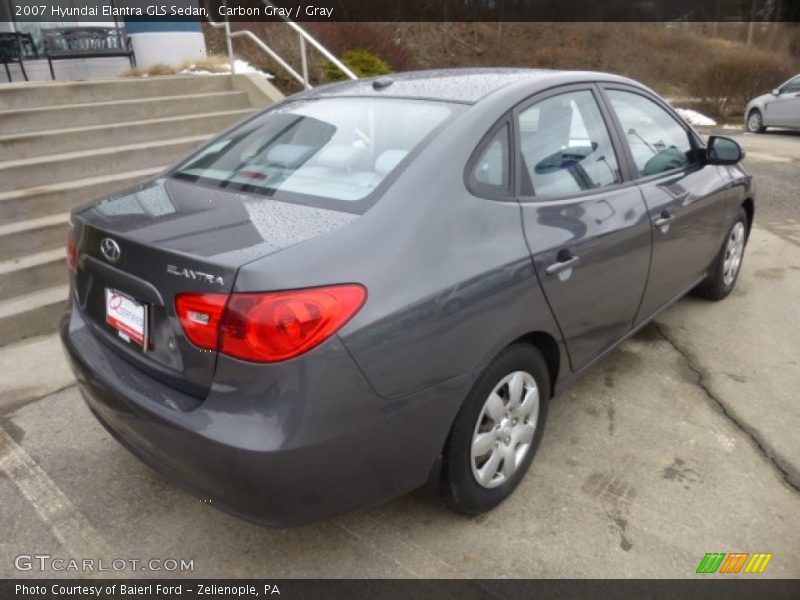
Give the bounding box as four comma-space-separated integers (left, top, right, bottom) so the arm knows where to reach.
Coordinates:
72, 177, 357, 397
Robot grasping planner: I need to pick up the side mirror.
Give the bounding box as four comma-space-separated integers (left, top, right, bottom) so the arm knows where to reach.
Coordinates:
707, 136, 745, 165
772, 88, 781, 96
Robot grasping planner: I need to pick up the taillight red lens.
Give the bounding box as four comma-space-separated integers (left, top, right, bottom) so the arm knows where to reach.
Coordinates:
67, 228, 78, 273
175, 293, 228, 350
174, 285, 367, 362
221, 285, 366, 362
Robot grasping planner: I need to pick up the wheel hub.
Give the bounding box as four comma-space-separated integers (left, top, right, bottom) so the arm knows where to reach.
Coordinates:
497, 418, 514, 442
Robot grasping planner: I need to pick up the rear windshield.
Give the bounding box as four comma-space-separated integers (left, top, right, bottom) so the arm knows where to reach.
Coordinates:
171, 97, 459, 209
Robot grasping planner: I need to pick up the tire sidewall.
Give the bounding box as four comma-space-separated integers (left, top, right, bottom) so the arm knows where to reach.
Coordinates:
747, 110, 763, 133
443, 344, 550, 514
713, 210, 749, 296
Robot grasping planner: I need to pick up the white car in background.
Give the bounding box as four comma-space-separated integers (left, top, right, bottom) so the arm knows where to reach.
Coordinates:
745, 74, 800, 133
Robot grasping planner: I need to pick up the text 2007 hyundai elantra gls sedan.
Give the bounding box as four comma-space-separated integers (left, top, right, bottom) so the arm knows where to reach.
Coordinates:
61, 69, 753, 526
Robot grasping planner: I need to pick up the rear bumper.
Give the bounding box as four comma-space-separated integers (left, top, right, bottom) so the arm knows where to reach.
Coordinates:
60, 306, 469, 526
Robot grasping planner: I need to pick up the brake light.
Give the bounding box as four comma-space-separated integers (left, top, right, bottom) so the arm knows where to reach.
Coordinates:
221, 285, 367, 362
174, 285, 366, 362
67, 227, 78, 273
175, 293, 228, 350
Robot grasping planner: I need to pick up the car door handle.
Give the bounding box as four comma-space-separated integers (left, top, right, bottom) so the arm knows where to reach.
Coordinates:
653, 212, 676, 228
545, 255, 580, 276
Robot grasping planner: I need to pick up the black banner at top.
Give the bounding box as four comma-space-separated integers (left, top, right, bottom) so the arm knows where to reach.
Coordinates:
5, 0, 800, 23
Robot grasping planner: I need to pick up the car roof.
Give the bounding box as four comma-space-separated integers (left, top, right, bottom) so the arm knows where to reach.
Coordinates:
299, 68, 641, 104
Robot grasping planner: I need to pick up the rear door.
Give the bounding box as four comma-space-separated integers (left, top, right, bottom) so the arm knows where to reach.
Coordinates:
514, 85, 651, 372
764, 76, 800, 128
600, 85, 731, 324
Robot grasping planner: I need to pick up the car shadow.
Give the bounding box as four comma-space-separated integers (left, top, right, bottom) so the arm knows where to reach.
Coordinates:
756, 129, 800, 139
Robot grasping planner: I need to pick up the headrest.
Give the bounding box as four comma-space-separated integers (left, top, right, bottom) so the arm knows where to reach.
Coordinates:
266, 144, 314, 168
537, 102, 574, 149
315, 144, 366, 170
375, 150, 409, 175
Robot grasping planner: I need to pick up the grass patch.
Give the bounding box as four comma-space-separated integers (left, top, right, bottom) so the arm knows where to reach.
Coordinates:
145, 63, 178, 76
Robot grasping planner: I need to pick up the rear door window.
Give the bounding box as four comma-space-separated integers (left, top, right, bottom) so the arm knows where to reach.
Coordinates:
517, 90, 622, 199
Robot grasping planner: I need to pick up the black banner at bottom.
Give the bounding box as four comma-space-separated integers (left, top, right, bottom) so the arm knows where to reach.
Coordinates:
3, 579, 800, 600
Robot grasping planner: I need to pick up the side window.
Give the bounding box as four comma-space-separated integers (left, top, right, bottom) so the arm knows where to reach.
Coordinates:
517, 90, 621, 198
606, 90, 695, 177
781, 76, 800, 94
469, 123, 510, 196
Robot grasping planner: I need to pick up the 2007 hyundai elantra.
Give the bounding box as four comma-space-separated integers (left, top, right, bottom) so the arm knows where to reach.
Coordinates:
61, 69, 753, 526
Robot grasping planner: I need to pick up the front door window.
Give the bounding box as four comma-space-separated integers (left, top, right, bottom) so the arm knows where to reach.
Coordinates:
518, 90, 621, 199
606, 90, 696, 178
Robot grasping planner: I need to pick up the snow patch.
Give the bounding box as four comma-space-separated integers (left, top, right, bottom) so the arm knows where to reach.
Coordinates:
232, 59, 274, 78
178, 59, 274, 79
675, 108, 717, 127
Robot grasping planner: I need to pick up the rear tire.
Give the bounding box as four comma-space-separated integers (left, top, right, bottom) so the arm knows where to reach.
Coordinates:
746, 109, 765, 133
693, 208, 749, 301
441, 344, 550, 515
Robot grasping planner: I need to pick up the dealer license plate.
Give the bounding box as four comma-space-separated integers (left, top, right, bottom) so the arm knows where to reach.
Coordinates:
105, 288, 148, 350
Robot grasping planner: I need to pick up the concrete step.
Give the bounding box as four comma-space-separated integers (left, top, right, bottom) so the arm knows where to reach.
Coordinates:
0, 167, 162, 225
0, 213, 69, 262
0, 74, 281, 347
0, 90, 251, 135
0, 135, 209, 193
0, 75, 234, 110
0, 248, 66, 301
0, 108, 255, 161
0, 284, 68, 347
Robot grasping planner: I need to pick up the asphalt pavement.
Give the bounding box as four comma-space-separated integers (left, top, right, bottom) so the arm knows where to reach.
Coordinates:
0, 129, 798, 579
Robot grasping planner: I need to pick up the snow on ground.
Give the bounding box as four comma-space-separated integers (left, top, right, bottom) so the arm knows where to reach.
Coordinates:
232, 59, 274, 78
179, 59, 274, 79
674, 107, 717, 127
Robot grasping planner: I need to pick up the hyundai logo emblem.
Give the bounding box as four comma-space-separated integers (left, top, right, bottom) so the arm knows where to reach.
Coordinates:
100, 238, 121, 262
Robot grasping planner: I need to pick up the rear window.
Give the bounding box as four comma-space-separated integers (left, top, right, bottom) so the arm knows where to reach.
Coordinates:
171, 97, 458, 208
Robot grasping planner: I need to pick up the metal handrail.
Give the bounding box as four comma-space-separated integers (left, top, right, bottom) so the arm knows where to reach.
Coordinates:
262, 1, 358, 81
207, 0, 358, 89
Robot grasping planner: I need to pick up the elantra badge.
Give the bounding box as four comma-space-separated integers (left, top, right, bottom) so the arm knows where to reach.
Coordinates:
167, 264, 225, 286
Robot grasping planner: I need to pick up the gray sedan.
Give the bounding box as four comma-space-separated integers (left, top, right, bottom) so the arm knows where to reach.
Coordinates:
745, 74, 800, 132
61, 69, 753, 526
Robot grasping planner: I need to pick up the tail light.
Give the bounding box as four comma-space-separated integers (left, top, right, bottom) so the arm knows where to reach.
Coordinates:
175, 285, 366, 363
67, 225, 78, 274
175, 293, 228, 350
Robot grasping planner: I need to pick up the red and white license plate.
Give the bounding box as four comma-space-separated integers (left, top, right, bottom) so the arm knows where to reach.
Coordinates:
105, 288, 148, 349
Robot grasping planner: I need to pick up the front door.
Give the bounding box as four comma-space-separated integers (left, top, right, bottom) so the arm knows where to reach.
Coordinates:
602, 87, 732, 324
515, 86, 651, 372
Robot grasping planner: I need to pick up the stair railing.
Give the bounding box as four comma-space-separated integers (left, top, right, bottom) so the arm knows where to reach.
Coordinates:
207, 0, 358, 89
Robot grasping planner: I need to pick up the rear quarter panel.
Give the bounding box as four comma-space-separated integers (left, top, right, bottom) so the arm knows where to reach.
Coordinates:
234, 98, 567, 400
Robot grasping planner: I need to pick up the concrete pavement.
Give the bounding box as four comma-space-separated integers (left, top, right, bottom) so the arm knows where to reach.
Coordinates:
0, 131, 798, 579
657, 226, 800, 490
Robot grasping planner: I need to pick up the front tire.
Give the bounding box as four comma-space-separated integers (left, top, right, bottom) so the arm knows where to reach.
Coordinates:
746, 109, 765, 133
441, 344, 550, 515
693, 208, 748, 301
